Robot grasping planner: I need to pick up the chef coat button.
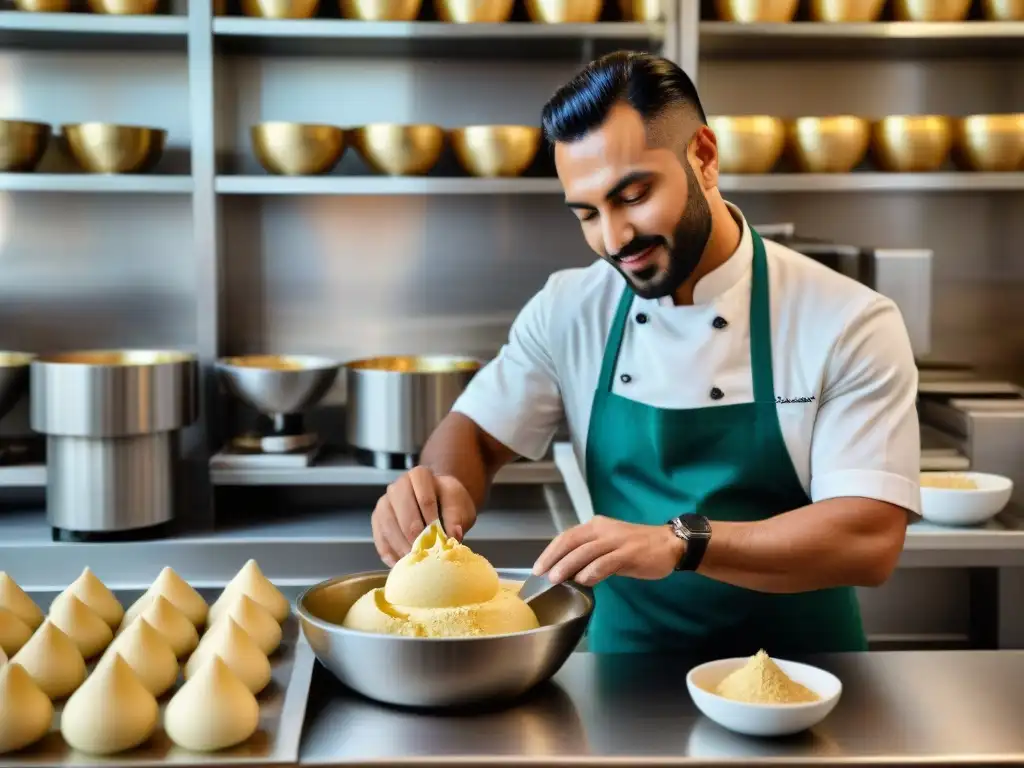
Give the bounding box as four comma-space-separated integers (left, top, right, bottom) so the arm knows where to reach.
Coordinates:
710, 387, 724, 400
636, 312, 648, 324
712, 316, 728, 329
620, 374, 632, 384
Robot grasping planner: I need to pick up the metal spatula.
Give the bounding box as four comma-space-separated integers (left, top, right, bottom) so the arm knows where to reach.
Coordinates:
518, 572, 558, 605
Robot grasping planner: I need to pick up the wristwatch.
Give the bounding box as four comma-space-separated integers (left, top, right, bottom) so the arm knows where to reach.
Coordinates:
667, 514, 712, 572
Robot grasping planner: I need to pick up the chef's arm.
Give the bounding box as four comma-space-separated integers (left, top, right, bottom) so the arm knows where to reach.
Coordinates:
419, 412, 520, 511
693, 498, 909, 592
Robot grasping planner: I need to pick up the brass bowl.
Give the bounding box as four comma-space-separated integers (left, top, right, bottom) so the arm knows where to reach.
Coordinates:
871, 116, 952, 173
715, 0, 799, 21
339, 0, 422, 19
618, 0, 662, 19
708, 116, 786, 174
788, 116, 870, 173
981, 0, 1023, 18
894, 0, 970, 19
434, 0, 514, 21
0, 120, 51, 173
952, 114, 1024, 173
351, 124, 444, 176
62, 123, 166, 174
450, 125, 541, 178
809, 0, 884, 20
87, 0, 160, 13
251, 123, 345, 176
241, 0, 320, 16
525, 0, 602, 23
13, 0, 70, 11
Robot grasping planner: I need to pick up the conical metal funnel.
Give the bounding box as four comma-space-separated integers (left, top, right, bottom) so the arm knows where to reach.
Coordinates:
216, 355, 340, 417
0, 352, 33, 422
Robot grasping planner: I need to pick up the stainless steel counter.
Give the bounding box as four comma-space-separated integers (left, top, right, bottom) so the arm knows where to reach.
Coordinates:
300, 650, 1024, 767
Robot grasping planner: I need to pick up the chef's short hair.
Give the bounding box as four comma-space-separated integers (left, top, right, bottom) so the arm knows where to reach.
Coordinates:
540, 51, 707, 146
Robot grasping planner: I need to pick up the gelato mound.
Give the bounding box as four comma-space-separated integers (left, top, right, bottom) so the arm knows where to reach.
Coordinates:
344, 521, 540, 638
714, 649, 820, 705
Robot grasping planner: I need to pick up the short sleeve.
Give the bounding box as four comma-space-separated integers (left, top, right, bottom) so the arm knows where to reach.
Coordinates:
809, 297, 921, 515
450, 278, 565, 461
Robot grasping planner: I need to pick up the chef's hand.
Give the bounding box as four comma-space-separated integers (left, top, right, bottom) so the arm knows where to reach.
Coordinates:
371, 466, 477, 567
532, 516, 684, 586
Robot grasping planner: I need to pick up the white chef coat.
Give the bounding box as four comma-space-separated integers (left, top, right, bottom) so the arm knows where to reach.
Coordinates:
453, 202, 922, 515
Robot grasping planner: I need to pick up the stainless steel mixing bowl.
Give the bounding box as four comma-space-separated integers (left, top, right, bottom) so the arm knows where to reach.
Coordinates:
297, 568, 593, 708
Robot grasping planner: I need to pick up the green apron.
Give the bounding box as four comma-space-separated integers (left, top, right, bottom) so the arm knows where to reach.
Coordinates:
584, 229, 867, 656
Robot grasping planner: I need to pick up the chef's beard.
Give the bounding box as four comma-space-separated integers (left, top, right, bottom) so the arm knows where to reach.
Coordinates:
609, 161, 713, 301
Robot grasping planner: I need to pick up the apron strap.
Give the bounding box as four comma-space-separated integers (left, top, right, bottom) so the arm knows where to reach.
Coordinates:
597, 283, 635, 394
748, 229, 775, 404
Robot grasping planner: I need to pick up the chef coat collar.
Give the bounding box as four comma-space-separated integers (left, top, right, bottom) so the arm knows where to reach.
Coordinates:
655, 200, 752, 307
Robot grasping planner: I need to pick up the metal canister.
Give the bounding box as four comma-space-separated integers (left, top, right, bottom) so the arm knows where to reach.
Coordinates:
344, 355, 481, 469
30, 350, 198, 541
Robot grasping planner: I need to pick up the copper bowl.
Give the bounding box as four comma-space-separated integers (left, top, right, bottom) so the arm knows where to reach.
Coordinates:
809, 0, 885, 20
251, 123, 346, 176
525, 0, 602, 22
709, 116, 786, 174
618, 0, 662, 19
449, 125, 541, 178
13, 0, 70, 11
351, 124, 445, 176
434, 0, 514, 21
952, 115, 1024, 172
893, 0, 971, 19
981, 0, 1023, 18
87, 0, 160, 13
0, 120, 51, 173
871, 116, 952, 173
715, 0, 799, 21
339, 0, 422, 19
240, 0, 320, 16
788, 116, 870, 173
62, 123, 167, 174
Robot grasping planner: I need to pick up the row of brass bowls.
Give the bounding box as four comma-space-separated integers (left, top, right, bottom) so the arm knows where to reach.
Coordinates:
715, 0, 1018, 21
14, 0, 159, 13
0, 120, 166, 174
710, 114, 1024, 173
239, 0, 657, 21
251, 122, 542, 177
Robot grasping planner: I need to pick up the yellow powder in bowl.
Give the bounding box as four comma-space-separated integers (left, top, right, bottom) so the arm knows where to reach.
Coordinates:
920, 473, 978, 490
714, 650, 820, 705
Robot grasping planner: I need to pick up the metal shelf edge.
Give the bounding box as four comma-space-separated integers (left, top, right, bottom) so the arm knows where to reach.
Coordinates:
215, 175, 563, 195
719, 173, 1024, 192
700, 20, 1024, 40
0, 174, 194, 193
0, 464, 46, 488
0, 11, 188, 35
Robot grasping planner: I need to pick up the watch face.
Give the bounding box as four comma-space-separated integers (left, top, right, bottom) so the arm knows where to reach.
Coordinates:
681, 514, 711, 537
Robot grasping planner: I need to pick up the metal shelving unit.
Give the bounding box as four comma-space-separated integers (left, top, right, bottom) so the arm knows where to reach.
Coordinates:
215, 175, 564, 195
719, 173, 1024, 193
0, 173, 193, 193
0, 10, 187, 50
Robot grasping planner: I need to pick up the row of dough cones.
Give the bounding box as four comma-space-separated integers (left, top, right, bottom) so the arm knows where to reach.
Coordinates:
0, 560, 290, 756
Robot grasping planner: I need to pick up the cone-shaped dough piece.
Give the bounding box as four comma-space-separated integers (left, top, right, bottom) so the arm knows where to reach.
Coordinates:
103, 618, 179, 697
60, 653, 158, 755
133, 596, 198, 659
209, 594, 281, 656
11, 620, 86, 699
0, 573, 43, 630
209, 560, 289, 624
51, 568, 124, 629
185, 618, 270, 694
165, 656, 259, 752
122, 568, 207, 630
0, 661, 54, 754
0, 606, 32, 656
48, 593, 113, 659
0, 646, 6, 665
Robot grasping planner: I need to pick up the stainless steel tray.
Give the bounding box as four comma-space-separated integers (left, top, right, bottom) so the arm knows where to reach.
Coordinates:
1, 587, 315, 767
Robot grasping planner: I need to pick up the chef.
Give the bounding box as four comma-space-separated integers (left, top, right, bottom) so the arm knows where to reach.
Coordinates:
370, 51, 921, 656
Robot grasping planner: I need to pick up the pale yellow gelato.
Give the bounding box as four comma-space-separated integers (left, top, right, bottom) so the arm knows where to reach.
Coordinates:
344, 521, 539, 638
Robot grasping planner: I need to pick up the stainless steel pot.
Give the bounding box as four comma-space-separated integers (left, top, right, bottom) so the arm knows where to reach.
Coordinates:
344, 354, 482, 468
297, 569, 593, 708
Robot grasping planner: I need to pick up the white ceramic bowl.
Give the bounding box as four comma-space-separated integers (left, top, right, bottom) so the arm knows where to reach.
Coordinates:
919, 472, 1013, 527
686, 657, 842, 737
